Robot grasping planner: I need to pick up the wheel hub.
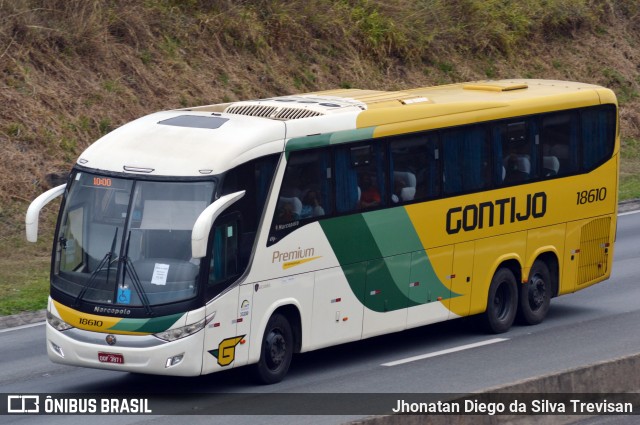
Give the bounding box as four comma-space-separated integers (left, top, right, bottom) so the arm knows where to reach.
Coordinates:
265, 331, 286, 369
529, 274, 546, 308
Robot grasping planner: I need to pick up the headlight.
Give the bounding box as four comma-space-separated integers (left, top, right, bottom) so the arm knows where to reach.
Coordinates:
47, 311, 74, 331
153, 313, 215, 342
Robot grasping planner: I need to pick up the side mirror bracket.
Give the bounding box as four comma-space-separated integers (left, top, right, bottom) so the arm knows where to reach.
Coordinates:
191, 190, 245, 259
25, 184, 67, 242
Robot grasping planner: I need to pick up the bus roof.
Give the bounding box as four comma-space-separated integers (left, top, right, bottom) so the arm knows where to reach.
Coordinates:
77, 79, 615, 177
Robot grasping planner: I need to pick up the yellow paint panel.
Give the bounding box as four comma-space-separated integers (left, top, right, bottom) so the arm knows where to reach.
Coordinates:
463, 83, 528, 92
449, 241, 475, 317
53, 300, 131, 334
524, 223, 566, 279
471, 232, 527, 315
357, 102, 507, 129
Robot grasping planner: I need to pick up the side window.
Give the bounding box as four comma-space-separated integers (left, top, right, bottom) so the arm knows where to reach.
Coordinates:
208, 214, 239, 288
208, 155, 278, 298
221, 154, 278, 232
269, 149, 332, 244
335, 143, 386, 212
541, 111, 579, 177
494, 120, 537, 185
389, 134, 439, 204
581, 105, 616, 171
442, 125, 490, 195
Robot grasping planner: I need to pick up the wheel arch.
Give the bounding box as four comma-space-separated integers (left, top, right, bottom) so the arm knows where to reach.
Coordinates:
471, 254, 523, 316
249, 299, 303, 364
272, 304, 302, 354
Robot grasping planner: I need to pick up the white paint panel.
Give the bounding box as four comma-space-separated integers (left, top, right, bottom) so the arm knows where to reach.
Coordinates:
309, 267, 364, 351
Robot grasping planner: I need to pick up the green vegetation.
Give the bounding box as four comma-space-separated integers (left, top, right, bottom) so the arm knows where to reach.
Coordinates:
0, 0, 639, 315
621, 137, 640, 200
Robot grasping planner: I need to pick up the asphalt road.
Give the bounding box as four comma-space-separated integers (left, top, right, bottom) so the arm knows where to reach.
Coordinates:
2, 210, 640, 424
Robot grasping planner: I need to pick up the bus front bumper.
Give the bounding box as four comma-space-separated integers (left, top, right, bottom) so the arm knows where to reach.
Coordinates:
46, 323, 204, 376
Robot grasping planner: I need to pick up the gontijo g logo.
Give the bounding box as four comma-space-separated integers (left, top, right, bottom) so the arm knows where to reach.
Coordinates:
208, 335, 245, 366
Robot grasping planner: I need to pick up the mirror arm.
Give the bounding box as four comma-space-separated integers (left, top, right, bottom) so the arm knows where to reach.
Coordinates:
191, 190, 245, 259
25, 184, 67, 242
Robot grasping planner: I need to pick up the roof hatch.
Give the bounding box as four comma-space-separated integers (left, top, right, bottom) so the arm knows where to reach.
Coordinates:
463, 82, 529, 92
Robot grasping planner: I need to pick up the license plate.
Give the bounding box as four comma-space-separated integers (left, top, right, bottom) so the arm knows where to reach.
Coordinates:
98, 352, 124, 364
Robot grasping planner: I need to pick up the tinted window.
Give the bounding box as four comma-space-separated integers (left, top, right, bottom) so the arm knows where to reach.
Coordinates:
541, 111, 579, 177
268, 150, 332, 245
442, 125, 490, 195
581, 105, 616, 171
494, 120, 537, 185
389, 135, 439, 203
335, 143, 386, 213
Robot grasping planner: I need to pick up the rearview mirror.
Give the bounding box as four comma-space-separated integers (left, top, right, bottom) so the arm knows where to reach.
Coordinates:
191, 190, 245, 259
25, 184, 66, 242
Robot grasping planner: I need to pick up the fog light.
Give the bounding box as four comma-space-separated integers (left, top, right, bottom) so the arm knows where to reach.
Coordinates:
50, 341, 65, 358
165, 353, 184, 368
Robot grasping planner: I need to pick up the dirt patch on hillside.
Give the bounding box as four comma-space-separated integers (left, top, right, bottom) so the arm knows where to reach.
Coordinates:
1, 0, 639, 243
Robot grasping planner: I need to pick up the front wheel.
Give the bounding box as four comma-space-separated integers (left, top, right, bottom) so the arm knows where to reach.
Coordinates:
253, 313, 293, 385
483, 267, 518, 334
517, 260, 551, 325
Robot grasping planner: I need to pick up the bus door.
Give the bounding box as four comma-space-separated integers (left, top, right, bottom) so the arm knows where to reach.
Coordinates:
201, 216, 242, 374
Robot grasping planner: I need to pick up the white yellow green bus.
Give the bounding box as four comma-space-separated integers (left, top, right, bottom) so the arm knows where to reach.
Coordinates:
26, 79, 618, 383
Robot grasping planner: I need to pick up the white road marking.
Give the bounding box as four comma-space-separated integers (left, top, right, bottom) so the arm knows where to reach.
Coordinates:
619, 209, 640, 217
0, 321, 45, 334
381, 337, 509, 367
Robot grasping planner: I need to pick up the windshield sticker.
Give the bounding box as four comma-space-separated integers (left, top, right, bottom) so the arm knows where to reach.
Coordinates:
240, 300, 250, 317
65, 240, 76, 261
151, 263, 170, 285
117, 287, 131, 305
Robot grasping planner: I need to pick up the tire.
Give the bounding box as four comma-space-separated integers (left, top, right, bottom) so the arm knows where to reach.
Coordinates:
254, 313, 293, 385
483, 267, 518, 334
517, 260, 551, 325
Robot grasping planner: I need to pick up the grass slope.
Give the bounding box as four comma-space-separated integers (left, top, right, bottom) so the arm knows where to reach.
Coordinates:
1, 0, 639, 314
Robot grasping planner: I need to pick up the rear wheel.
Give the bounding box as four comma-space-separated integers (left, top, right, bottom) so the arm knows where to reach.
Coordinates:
254, 313, 293, 384
518, 260, 551, 325
483, 267, 518, 334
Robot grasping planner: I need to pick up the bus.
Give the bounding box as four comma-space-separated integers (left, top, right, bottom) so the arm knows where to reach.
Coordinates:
26, 79, 618, 383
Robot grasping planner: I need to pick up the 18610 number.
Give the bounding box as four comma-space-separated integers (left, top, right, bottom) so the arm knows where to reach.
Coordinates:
577, 187, 607, 205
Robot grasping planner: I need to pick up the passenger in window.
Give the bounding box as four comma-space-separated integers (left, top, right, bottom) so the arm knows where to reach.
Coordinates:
359, 173, 380, 209
503, 142, 531, 184
300, 190, 325, 218
275, 199, 300, 223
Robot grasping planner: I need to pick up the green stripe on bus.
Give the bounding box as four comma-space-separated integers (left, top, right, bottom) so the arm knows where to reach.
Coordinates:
320, 207, 458, 312
320, 213, 382, 265
108, 313, 183, 333
363, 208, 456, 303
361, 207, 423, 256
285, 127, 376, 153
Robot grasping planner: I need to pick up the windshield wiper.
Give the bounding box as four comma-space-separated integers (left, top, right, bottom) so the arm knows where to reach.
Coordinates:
74, 228, 118, 307
121, 230, 154, 316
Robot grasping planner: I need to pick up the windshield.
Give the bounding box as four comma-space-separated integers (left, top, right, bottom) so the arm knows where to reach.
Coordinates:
54, 172, 215, 308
